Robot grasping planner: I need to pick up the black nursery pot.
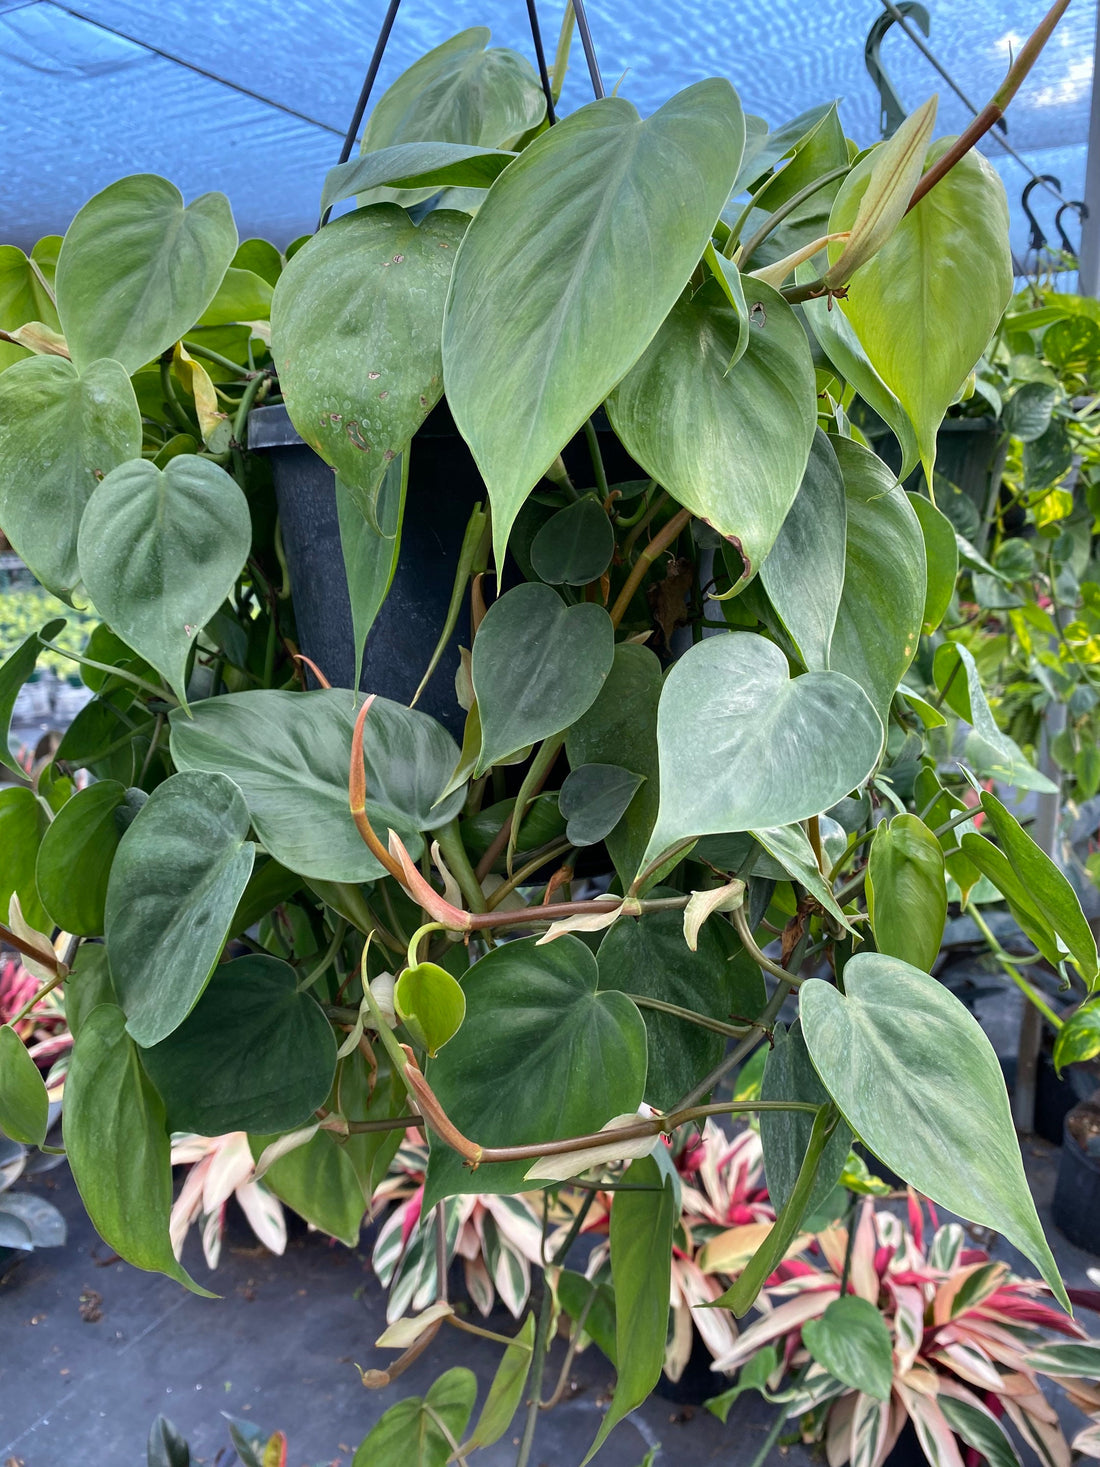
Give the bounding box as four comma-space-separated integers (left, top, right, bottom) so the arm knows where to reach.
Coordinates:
1053, 1101, 1100, 1253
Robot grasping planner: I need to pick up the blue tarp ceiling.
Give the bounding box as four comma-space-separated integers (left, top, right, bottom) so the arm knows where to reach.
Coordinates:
0, 0, 1094, 259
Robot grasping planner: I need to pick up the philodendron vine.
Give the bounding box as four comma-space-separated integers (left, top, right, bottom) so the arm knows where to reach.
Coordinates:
0, 2, 1092, 1461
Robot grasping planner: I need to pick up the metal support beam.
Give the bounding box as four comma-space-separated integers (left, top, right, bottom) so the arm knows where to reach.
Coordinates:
1079, 0, 1100, 295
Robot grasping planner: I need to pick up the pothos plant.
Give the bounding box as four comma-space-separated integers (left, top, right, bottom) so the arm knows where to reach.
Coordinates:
0, 1, 1093, 1462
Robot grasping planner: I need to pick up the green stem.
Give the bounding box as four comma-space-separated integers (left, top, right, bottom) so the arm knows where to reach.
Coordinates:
737, 164, 849, 270
676, 979, 791, 1110
432, 818, 488, 914
159, 356, 196, 434
297, 918, 347, 993
582, 419, 610, 500
181, 340, 253, 378
967, 903, 1063, 1029
232, 369, 272, 448
609, 507, 690, 629
733, 903, 802, 985
407, 921, 449, 969
629, 994, 752, 1038
485, 839, 573, 911
38, 640, 176, 707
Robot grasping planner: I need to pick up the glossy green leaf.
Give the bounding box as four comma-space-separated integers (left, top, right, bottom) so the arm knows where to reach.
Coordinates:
530, 495, 615, 586
339, 1048, 405, 1203
607, 278, 815, 579
232, 237, 282, 285
78, 456, 251, 703
423, 935, 647, 1205
831, 144, 1012, 478
909, 492, 958, 634
800, 952, 1066, 1308
645, 632, 882, 868
272, 205, 465, 530
459, 1312, 535, 1454
760, 1020, 853, 1215
829, 437, 925, 729
0, 1024, 48, 1146
250, 1128, 364, 1248
0, 617, 65, 777
56, 174, 237, 375
471, 583, 614, 774
229, 857, 302, 939
141, 956, 336, 1135
557, 1270, 618, 1364
1003, 381, 1057, 442
584, 1153, 675, 1463
565, 643, 662, 886
802, 1296, 893, 1402
170, 690, 464, 883
35, 780, 127, 936
732, 102, 835, 194
352, 1367, 477, 1467
337, 452, 408, 689
321, 141, 515, 215
105, 771, 255, 1047
443, 82, 745, 568
0, 355, 140, 600
65, 943, 117, 1040
196, 266, 272, 326
751, 823, 853, 929
1053, 1003, 1100, 1073
0, 785, 50, 931
759, 430, 846, 671
932, 642, 1056, 793
866, 814, 946, 971
395, 961, 466, 1057
63, 1003, 207, 1291
558, 764, 644, 848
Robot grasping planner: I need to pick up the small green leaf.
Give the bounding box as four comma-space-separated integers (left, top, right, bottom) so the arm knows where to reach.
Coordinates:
338, 452, 407, 690
530, 495, 615, 586
250, 1129, 364, 1248
909, 492, 958, 635
558, 764, 644, 848
866, 814, 946, 972
0, 1024, 49, 1146
0, 243, 60, 330
1053, 1003, 1100, 1073
932, 642, 1056, 793
801, 1296, 894, 1401
352, 1367, 477, 1467
0, 618, 66, 777
0, 784, 50, 931
458, 1312, 535, 1453
105, 771, 255, 1047
395, 962, 466, 1056
321, 141, 515, 215
35, 780, 127, 936
760, 1021, 853, 1216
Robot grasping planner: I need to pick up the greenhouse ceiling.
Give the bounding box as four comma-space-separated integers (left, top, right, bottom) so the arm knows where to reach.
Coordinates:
1, 0, 1095, 263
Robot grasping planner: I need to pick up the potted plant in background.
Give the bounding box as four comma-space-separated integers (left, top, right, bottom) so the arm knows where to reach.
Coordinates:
0, 0, 1096, 1462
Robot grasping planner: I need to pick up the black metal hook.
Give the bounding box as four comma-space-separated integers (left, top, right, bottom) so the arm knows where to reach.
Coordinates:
1055, 200, 1088, 259
1022, 175, 1062, 254
865, 3, 930, 138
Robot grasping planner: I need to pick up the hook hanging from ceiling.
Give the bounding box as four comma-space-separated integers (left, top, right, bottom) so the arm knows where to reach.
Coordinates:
865, 3, 931, 138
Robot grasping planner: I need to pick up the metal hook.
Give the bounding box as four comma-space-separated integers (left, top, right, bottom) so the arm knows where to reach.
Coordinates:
865, 3, 931, 138
1055, 200, 1088, 259
1021, 175, 1062, 254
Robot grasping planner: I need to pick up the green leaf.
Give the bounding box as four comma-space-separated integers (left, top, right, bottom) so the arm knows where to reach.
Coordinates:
1024, 1341, 1100, 1378
751, 822, 854, 930
1003, 381, 1057, 442
272, 205, 466, 530
0, 617, 66, 777
831, 143, 1012, 478
759, 430, 846, 671
557, 1270, 618, 1364
458, 1312, 535, 1454
530, 495, 615, 586
801, 1296, 894, 1402
337, 452, 408, 689
423, 935, 647, 1205
339, 1048, 404, 1202
77, 456, 251, 703
140, 956, 336, 1135
0, 243, 60, 331
105, 770, 255, 1047
251, 1127, 364, 1247
232, 237, 282, 285
828, 437, 926, 729
35, 780, 127, 936
65, 943, 118, 1040
443, 81, 745, 568
1053, 1002, 1100, 1073
584, 1153, 675, 1463
558, 764, 644, 849
937, 1394, 1022, 1467
0, 1024, 49, 1146
760, 1021, 853, 1216
321, 141, 515, 215
932, 642, 1056, 793
644, 632, 882, 868
799, 952, 1067, 1308
909, 492, 958, 635
196, 266, 272, 326
565, 643, 662, 886
352, 1367, 477, 1467
56, 175, 237, 375
606, 278, 815, 579
170, 690, 464, 883
0, 784, 50, 931
0, 355, 141, 600
62, 1003, 207, 1292
394, 962, 466, 1057
471, 583, 614, 774
866, 814, 946, 971
146, 1415, 192, 1467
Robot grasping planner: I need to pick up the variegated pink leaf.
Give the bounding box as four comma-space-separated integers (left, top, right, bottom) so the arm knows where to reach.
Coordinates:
850, 1390, 892, 1467
896, 1383, 965, 1467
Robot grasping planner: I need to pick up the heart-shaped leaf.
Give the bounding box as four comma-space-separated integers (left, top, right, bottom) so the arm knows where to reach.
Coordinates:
78, 456, 252, 703
56, 174, 237, 375
352, 1367, 477, 1467
35, 780, 127, 936
760, 1020, 853, 1216
866, 813, 946, 971
530, 495, 615, 586
395, 961, 466, 1056
0, 355, 141, 600
321, 142, 515, 216
423, 935, 647, 1206
272, 205, 466, 530
250, 1128, 365, 1247
443, 81, 745, 569
141, 955, 336, 1135
802, 1296, 894, 1402
644, 632, 882, 867
0, 1024, 49, 1146
105, 770, 255, 1047
471, 583, 614, 775
0, 243, 60, 331
607, 278, 815, 579
170, 690, 464, 882
800, 952, 1066, 1308
558, 764, 644, 848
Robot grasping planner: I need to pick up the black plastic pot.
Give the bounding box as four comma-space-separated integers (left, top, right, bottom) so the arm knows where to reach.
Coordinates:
1053, 1101, 1100, 1253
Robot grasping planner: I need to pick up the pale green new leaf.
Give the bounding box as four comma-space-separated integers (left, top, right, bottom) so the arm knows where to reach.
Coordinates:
866, 814, 947, 972
458, 1312, 535, 1454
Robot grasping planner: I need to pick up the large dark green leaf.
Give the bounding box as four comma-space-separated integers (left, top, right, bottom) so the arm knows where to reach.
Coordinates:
65, 943, 117, 1040
607, 279, 815, 578
866, 814, 946, 972
104, 771, 255, 1046
443, 81, 745, 568
251, 1128, 364, 1247
78, 456, 251, 703
0, 784, 50, 931
802, 1296, 893, 1401
35, 779, 127, 935
352, 1367, 477, 1467
170, 690, 463, 882
645, 632, 882, 868
0, 617, 65, 777
337, 453, 407, 689
321, 141, 515, 215
141, 956, 336, 1135
471, 583, 614, 774
760, 1020, 852, 1215
423, 935, 647, 1205
272, 205, 466, 529
56, 174, 237, 375
800, 952, 1066, 1307
63, 1003, 206, 1291
759, 429, 846, 670
0, 355, 140, 600
828, 437, 925, 729
0, 1024, 48, 1146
